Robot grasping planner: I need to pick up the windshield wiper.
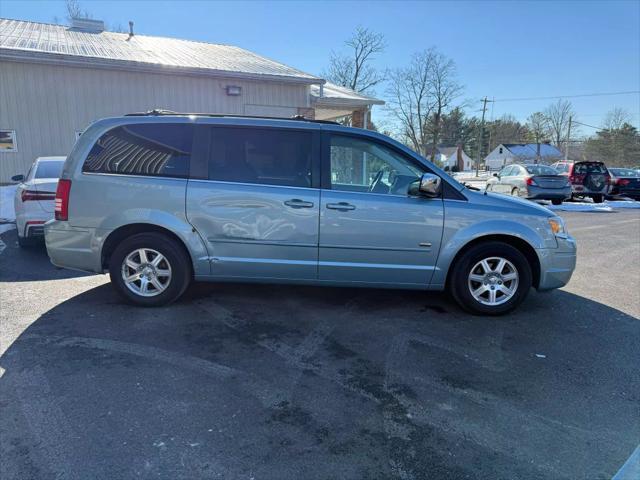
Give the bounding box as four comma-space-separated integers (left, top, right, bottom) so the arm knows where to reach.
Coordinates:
462, 182, 481, 191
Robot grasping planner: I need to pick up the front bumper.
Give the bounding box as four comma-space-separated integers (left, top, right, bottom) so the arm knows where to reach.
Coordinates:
536, 234, 577, 291
44, 220, 103, 273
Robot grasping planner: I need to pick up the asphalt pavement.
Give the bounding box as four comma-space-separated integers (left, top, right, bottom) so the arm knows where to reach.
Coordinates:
0, 210, 638, 479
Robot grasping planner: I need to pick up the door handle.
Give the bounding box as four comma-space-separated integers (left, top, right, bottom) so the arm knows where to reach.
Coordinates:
326, 202, 356, 211
284, 199, 314, 209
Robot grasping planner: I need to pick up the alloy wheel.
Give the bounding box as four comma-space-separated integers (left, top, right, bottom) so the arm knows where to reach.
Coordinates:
121, 248, 172, 297
467, 256, 519, 306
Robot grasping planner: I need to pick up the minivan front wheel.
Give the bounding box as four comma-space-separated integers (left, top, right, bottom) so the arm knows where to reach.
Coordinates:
109, 233, 191, 307
450, 242, 532, 315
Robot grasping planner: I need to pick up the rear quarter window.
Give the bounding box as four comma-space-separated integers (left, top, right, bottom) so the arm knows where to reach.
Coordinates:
82, 124, 193, 178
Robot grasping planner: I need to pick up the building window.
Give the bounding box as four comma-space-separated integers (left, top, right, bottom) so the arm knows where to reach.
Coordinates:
499, 147, 503, 154
0, 130, 17, 152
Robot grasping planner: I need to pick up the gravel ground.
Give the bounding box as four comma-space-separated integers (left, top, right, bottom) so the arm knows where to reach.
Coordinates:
0, 210, 638, 480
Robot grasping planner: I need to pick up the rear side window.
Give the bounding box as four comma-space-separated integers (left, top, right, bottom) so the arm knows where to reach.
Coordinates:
207, 127, 312, 188
83, 124, 193, 178
501, 166, 515, 176
554, 163, 570, 173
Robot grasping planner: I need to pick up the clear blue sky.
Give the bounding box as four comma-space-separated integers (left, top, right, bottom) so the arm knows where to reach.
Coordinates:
2, 0, 639, 135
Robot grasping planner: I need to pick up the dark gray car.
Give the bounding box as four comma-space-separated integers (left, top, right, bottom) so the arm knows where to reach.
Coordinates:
486, 164, 572, 205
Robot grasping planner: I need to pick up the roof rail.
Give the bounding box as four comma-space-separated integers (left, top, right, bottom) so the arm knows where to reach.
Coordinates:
124, 109, 339, 125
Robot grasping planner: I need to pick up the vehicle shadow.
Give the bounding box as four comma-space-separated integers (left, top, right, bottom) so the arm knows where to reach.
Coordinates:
1, 281, 638, 479
0, 229, 94, 282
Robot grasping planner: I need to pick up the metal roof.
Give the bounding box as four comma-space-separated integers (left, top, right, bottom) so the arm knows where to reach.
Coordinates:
0, 18, 322, 84
503, 143, 562, 158
311, 82, 384, 107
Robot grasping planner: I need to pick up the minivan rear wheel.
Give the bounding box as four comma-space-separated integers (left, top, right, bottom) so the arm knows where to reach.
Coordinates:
109, 233, 191, 307
449, 241, 532, 315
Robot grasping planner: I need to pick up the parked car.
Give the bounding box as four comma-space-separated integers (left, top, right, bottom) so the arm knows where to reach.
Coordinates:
12, 156, 65, 247
45, 113, 576, 315
607, 168, 640, 200
551, 161, 611, 203
485, 164, 571, 205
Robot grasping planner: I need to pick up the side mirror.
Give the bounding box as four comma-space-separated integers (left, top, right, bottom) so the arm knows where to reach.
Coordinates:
11, 174, 24, 182
493, 173, 499, 177
417, 173, 442, 197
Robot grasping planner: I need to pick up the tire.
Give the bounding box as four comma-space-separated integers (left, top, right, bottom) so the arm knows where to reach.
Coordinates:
108, 232, 192, 307
551, 199, 562, 206
17, 234, 35, 248
449, 241, 533, 315
592, 194, 604, 203
511, 188, 519, 197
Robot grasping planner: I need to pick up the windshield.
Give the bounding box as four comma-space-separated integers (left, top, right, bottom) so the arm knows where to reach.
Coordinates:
525, 165, 558, 176
609, 168, 640, 177
34, 160, 64, 179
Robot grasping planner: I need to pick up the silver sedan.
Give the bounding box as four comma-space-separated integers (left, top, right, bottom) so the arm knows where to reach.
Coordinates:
486, 164, 572, 205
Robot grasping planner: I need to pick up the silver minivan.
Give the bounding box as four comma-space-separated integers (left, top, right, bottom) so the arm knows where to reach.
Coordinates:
45, 113, 576, 315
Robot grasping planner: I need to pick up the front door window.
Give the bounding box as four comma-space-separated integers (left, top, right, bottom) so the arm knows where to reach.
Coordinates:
329, 135, 427, 196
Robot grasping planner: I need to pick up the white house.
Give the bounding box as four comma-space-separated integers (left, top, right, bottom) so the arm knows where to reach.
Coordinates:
438, 146, 474, 171
484, 143, 563, 170
0, 17, 383, 182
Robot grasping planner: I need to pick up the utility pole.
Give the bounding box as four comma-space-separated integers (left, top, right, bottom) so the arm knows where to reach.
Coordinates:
475, 97, 491, 177
564, 115, 572, 161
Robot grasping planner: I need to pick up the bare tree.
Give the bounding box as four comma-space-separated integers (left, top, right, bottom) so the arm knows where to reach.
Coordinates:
385, 50, 437, 157
66, 0, 92, 21
526, 112, 550, 163
323, 27, 385, 94
544, 99, 573, 148
603, 107, 632, 130
427, 50, 463, 162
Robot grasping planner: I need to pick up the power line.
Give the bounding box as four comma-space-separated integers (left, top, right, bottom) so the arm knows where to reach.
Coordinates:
492, 90, 640, 102
572, 119, 604, 130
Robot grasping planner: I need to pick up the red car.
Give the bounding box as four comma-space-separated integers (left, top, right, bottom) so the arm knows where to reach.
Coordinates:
551, 161, 611, 203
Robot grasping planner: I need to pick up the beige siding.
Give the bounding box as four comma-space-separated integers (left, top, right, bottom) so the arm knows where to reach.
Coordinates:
0, 60, 311, 182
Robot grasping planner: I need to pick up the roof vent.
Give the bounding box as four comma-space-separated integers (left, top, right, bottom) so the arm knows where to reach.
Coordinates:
71, 17, 105, 33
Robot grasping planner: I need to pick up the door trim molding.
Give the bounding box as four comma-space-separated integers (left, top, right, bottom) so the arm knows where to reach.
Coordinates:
320, 244, 430, 253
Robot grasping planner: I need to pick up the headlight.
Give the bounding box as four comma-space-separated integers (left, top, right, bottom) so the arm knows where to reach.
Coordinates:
548, 216, 566, 236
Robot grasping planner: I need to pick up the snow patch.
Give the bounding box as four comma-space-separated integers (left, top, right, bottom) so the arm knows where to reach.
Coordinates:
547, 200, 640, 213
547, 203, 613, 213
0, 224, 15, 234
1, 185, 17, 222
605, 200, 640, 209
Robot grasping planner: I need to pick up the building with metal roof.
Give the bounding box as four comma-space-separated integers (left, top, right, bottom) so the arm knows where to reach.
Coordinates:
0, 17, 383, 181
484, 143, 563, 170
